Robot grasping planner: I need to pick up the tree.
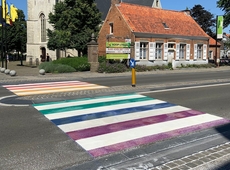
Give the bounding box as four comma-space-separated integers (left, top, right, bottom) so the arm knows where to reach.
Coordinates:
48, 0, 102, 56
7, 10, 27, 53
190, 5, 216, 38
0, 9, 26, 63
217, 0, 230, 28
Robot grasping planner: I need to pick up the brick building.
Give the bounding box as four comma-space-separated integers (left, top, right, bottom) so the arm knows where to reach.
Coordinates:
98, 0, 214, 68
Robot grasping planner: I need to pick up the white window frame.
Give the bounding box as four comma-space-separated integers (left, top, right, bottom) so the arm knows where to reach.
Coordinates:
109, 23, 113, 34
197, 44, 203, 59
140, 42, 148, 60
155, 43, 163, 60
179, 44, 186, 60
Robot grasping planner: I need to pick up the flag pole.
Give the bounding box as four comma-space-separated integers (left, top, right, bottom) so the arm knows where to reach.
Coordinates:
1, 0, 4, 68
4, 0, 7, 69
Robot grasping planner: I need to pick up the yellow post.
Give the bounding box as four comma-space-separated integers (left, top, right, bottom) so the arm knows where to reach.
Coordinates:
132, 68, 136, 87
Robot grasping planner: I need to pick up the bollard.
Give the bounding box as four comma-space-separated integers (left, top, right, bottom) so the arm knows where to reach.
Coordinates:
36, 58, 39, 66
29, 57, 32, 66
131, 68, 136, 87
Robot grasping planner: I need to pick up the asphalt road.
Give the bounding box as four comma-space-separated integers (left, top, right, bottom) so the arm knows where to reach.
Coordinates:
1, 70, 230, 170
140, 82, 230, 119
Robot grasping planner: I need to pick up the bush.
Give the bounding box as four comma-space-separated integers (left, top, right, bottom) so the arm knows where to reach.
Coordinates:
98, 56, 107, 63
98, 62, 128, 73
135, 65, 149, 72
39, 62, 75, 73
53, 57, 90, 71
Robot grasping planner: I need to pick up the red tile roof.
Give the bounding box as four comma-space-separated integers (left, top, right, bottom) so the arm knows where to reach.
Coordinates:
117, 3, 209, 38
209, 36, 221, 46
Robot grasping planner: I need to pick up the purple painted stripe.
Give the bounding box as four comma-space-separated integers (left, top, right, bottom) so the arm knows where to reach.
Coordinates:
87, 119, 230, 157
67, 110, 204, 140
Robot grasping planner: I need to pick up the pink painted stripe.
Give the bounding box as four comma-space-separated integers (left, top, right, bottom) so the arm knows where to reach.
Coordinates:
67, 110, 204, 140
5, 82, 90, 90
87, 119, 230, 157
2, 81, 81, 87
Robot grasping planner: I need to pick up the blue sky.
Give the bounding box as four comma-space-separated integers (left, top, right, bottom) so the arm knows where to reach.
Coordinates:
8, 0, 230, 32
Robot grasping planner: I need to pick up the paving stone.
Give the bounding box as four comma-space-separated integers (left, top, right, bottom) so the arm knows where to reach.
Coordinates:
172, 159, 185, 166
184, 162, 198, 168
164, 162, 178, 168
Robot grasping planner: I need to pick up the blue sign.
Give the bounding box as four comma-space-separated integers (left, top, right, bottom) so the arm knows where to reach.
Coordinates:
129, 58, 136, 68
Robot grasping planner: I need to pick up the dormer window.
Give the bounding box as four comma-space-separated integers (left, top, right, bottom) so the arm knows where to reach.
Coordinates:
156, 0, 159, 7
109, 23, 113, 34
163, 22, 169, 29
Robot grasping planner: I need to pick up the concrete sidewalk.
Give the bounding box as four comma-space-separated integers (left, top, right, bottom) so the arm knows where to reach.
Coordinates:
1, 61, 230, 80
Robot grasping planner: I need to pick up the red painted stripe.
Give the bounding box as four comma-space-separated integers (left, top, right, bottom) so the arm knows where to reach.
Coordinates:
3, 81, 81, 87
67, 110, 204, 140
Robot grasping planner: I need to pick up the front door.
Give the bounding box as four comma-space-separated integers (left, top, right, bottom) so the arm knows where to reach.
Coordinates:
168, 50, 174, 62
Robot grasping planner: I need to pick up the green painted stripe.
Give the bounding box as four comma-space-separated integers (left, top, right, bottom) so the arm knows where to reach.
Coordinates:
40, 97, 155, 115
33, 93, 137, 107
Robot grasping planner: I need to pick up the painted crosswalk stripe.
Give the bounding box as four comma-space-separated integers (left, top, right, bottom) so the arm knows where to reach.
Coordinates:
33, 94, 230, 157
3, 81, 108, 96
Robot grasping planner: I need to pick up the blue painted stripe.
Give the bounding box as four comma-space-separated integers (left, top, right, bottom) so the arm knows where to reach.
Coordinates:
51, 102, 176, 125
39, 96, 154, 115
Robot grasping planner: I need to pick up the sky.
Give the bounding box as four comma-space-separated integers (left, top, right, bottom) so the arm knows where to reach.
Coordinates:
8, 0, 230, 33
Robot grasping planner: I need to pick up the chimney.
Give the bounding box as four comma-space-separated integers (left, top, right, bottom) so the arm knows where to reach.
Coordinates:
111, 0, 121, 5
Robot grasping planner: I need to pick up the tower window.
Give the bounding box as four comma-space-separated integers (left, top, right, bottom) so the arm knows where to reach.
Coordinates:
40, 14, 46, 42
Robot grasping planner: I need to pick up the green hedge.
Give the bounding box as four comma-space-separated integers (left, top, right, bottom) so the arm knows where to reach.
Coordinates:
53, 57, 90, 71
39, 62, 76, 73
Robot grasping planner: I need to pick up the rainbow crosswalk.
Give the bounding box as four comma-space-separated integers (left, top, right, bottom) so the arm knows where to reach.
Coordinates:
3, 81, 108, 96
33, 93, 230, 157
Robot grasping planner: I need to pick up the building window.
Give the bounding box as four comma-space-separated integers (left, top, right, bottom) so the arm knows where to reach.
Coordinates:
40, 14, 46, 42
197, 44, 203, 59
209, 51, 213, 59
168, 43, 174, 49
179, 44, 186, 59
109, 23, 113, 34
140, 42, 148, 60
155, 43, 163, 59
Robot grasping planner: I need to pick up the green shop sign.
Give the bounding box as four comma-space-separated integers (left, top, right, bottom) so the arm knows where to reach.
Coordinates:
106, 54, 130, 59
106, 42, 131, 48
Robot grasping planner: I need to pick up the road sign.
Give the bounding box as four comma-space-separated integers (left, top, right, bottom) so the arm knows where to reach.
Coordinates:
129, 58, 136, 68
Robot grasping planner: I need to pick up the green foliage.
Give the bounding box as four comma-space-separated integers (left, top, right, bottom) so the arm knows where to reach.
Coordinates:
217, 0, 230, 28
48, 0, 102, 55
0, 10, 27, 54
190, 5, 216, 37
39, 62, 76, 73
53, 57, 90, 71
98, 62, 128, 73
135, 65, 150, 72
98, 56, 107, 63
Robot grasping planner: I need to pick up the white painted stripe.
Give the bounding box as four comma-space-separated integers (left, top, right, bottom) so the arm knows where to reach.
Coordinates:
14, 86, 108, 96
44, 99, 166, 120
139, 82, 230, 94
34, 94, 147, 110
59, 105, 190, 132
2, 81, 81, 87
76, 114, 223, 150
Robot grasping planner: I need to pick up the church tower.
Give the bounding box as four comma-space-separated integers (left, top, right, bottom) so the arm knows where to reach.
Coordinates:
26, 0, 57, 64
27, 0, 76, 64
152, 0, 162, 9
